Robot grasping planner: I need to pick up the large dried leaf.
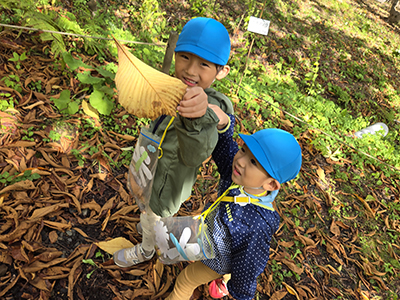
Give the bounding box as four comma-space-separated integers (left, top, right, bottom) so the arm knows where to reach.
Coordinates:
113, 36, 186, 120
95, 237, 134, 255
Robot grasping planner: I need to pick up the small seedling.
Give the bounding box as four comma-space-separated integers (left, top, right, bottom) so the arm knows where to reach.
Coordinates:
8, 52, 27, 70
82, 258, 98, 279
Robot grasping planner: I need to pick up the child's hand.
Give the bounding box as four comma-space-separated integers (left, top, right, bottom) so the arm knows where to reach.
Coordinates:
208, 104, 229, 130
177, 87, 208, 119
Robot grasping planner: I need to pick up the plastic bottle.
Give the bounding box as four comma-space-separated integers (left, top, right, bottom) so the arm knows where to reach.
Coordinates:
354, 122, 389, 138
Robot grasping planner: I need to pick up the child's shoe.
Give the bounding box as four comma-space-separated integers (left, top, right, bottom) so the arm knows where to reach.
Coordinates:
113, 244, 154, 267
209, 278, 229, 299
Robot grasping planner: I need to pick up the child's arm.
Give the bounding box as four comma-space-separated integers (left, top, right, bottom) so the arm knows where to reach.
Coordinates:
174, 88, 231, 168
210, 111, 236, 194
208, 104, 230, 130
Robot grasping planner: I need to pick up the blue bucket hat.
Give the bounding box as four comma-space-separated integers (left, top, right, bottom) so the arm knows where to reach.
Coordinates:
239, 129, 302, 184
175, 17, 231, 66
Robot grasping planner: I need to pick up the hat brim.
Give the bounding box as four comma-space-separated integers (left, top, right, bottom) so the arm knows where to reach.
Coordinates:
175, 44, 227, 66
239, 133, 277, 181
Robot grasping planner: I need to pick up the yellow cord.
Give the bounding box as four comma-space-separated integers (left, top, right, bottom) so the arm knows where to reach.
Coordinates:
158, 116, 175, 159
200, 184, 238, 219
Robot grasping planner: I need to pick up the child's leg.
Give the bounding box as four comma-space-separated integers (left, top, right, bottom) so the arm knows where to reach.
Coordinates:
166, 261, 222, 300
113, 207, 159, 267
222, 273, 231, 283
140, 207, 160, 254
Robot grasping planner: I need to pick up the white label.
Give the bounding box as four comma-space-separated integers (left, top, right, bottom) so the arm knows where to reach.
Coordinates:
247, 16, 270, 36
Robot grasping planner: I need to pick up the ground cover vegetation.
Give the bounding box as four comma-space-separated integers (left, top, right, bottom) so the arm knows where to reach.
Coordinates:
0, 0, 400, 299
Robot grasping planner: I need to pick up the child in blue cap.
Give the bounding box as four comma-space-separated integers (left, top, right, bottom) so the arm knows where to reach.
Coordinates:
165, 107, 302, 300
114, 18, 235, 267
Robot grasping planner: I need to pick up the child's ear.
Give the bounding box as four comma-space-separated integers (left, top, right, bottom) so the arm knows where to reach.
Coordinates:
215, 65, 230, 80
262, 178, 281, 191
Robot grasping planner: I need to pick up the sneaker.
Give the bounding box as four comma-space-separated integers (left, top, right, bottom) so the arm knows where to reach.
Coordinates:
209, 278, 229, 299
113, 244, 154, 267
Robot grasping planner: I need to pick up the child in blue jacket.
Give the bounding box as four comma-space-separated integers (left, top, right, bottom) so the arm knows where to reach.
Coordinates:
165, 106, 302, 300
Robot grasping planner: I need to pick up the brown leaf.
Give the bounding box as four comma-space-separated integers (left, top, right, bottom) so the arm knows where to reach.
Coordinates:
68, 255, 83, 300
29, 203, 69, 220
35, 250, 63, 262
43, 220, 72, 231
0, 274, 20, 297
113, 36, 186, 120
152, 270, 172, 299
49, 231, 58, 244
153, 259, 164, 292
0, 221, 33, 242
23, 258, 67, 273
330, 220, 341, 236
281, 258, 304, 275
0, 180, 35, 195
29, 275, 50, 291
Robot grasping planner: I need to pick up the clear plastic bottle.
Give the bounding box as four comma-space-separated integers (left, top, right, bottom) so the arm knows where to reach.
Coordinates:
354, 122, 389, 138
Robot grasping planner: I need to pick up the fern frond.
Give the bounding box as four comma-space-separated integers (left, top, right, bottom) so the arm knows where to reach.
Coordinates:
25, 11, 66, 57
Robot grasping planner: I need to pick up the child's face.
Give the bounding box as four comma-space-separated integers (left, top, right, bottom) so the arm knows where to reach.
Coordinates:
232, 144, 272, 192
174, 52, 219, 89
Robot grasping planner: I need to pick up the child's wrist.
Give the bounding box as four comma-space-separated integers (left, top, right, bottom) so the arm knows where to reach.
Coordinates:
217, 116, 231, 133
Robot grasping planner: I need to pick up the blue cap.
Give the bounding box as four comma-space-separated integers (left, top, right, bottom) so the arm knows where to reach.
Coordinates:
175, 18, 231, 66
239, 129, 302, 184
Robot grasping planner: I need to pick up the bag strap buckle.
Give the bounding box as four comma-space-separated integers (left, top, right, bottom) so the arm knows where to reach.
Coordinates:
234, 194, 251, 206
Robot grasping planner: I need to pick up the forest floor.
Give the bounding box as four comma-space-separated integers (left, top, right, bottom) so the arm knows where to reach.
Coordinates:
1, 0, 400, 299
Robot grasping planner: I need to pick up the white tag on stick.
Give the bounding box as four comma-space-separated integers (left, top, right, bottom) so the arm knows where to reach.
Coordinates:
247, 16, 270, 36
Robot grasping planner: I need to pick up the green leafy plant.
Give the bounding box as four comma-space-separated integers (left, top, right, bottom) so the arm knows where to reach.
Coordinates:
71, 148, 86, 167
21, 126, 35, 141
0, 170, 41, 185
82, 258, 98, 279
0, 92, 15, 111
8, 52, 27, 70
1, 74, 22, 93
56, 52, 115, 116
50, 90, 80, 115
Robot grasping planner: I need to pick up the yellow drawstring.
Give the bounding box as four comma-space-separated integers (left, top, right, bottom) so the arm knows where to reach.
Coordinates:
158, 116, 175, 159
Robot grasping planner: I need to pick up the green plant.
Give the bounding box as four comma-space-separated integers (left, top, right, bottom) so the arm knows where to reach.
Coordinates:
71, 148, 86, 167
49, 130, 62, 142
0, 170, 41, 185
82, 258, 98, 279
55, 52, 115, 116
1, 74, 22, 93
0, 93, 15, 111
21, 126, 35, 141
8, 52, 27, 70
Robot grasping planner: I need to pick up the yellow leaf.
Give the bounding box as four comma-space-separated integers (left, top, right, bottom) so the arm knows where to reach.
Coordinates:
317, 166, 326, 183
282, 282, 300, 300
113, 36, 187, 120
82, 100, 99, 119
95, 237, 134, 255
280, 118, 294, 127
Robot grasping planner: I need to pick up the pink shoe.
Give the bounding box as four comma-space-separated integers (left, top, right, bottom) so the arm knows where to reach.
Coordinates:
209, 279, 229, 299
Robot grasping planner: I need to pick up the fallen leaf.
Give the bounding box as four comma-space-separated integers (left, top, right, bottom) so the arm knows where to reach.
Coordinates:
153, 259, 164, 292
113, 36, 186, 120
82, 100, 99, 119
95, 237, 135, 255
282, 282, 300, 299
49, 231, 58, 244
0, 180, 36, 195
